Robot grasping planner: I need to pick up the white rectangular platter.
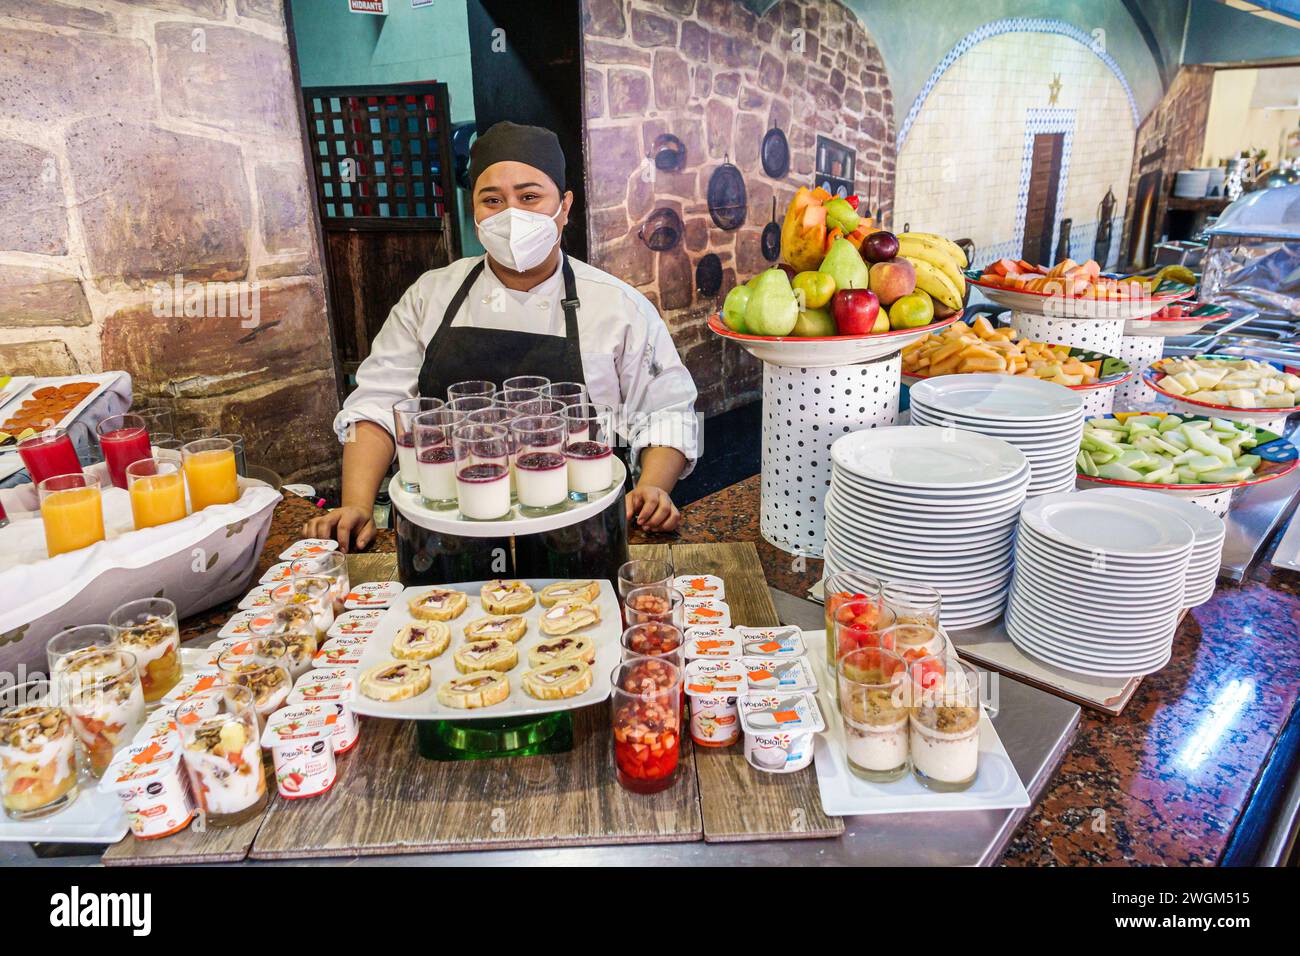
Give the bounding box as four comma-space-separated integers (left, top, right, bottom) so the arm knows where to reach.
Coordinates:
0, 375, 34, 418
0, 371, 126, 453
351, 578, 622, 721
804, 632, 1031, 816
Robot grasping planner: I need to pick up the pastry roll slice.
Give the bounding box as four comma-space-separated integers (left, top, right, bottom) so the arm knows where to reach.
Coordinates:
479, 580, 535, 615
453, 639, 518, 674
538, 580, 600, 607
522, 660, 593, 700
408, 589, 468, 621
437, 671, 510, 709
527, 635, 596, 668
463, 614, 528, 643
538, 599, 601, 635
360, 661, 432, 702
391, 622, 450, 661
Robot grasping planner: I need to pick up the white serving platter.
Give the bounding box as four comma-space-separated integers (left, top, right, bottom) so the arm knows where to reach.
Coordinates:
706, 312, 962, 369
0, 375, 34, 418
351, 578, 622, 721
805, 637, 1030, 817
0, 372, 125, 454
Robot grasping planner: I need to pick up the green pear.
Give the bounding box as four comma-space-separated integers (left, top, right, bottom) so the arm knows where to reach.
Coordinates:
744, 267, 799, 337
824, 197, 860, 235
722, 285, 751, 332
819, 237, 871, 292
792, 307, 836, 337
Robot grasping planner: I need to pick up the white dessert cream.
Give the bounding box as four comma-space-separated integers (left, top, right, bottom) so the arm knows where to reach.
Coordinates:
417, 445, 457, 505
565, 440, 613, 494
395, 434, 420, 491
457, 461, 510, 519
515, 450, 568, 510
910, 705, 980, 790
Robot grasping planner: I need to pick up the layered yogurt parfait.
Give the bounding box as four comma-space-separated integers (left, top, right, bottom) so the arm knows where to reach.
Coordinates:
176, 686, 267, 827
910, 659, 981, 792
0, 684, 78, 821
837, 647, 909, 782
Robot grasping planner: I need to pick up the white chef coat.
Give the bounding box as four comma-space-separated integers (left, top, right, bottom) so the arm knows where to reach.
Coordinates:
334, 255, 700, 477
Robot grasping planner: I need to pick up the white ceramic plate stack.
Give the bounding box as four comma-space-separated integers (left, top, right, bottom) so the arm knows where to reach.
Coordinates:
1081, 488, 1225, 606
908, 374, 1084, 498
1005, 491, 1196, 678
823, 425, 1030, 630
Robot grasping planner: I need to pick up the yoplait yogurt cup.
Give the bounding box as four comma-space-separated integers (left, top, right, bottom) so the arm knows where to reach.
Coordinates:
738, 625, 806, 658
683, 598, 730, 628
278, 538, 340, 562
673, 574, 725, 601
237, 584, 279, 611
737, 692, 825, 774
313, 634, 368, 669
741, 656, 818, 693
160, 673, 224, 708
683, 658, 745, 748
328, 608, 385, 638
259, 561, 295, 585
683, 625, 743, 661
217, 609, 264, 640
260, 703, 338, 800
100, 739, 196, 839
343, 581, 403, 610
288, 668, 359, 754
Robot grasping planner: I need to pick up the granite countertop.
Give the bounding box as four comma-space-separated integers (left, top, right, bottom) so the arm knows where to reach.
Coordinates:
197, 477, 1299, 865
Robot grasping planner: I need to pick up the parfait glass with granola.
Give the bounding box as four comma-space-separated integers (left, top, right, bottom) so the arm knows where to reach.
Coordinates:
0, 680, 79, 820
217, 638, 293, 718
176, 685, 267, 827
109, 597, 182, 703
60, 650, 145, 778
249, 606, 317, 680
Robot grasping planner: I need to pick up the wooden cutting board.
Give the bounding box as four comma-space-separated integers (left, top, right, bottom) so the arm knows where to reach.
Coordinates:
101, 801, 267, 866
670, 542, 844, 842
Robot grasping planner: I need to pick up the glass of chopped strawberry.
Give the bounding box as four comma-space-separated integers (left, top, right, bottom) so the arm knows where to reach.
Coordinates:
610, 657, 682, 794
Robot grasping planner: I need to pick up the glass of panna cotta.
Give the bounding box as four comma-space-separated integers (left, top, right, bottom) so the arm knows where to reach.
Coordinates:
494, 387, 542, 410
467, 407, 521, 500
563, 402, 615, 500
446, 395, 496, 417
514, 398, 567, 418
447, 379, 496, 402
510, 415, 568, 516
412, 409, 464, 510
452, 423, 512, 521
838, 647, 910, 782
503, 375, 550, 392
910, 658, 981, 792
392, 397, 444, 494
541, 381, 588, 407
882, 581, 942, 629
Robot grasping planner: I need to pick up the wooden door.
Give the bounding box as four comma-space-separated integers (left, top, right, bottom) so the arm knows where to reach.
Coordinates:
302, 84, 461, 378
1021, 133, 1064, 267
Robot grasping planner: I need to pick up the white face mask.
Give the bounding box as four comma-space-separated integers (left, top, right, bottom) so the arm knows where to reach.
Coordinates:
476, 204, 563, 272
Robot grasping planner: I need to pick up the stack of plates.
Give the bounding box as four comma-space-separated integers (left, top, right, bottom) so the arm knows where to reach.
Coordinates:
908, 374, 1084, 497
1005, 491, 1195, 677
1082, 488, 1224, 606
824, 425, 1030, 630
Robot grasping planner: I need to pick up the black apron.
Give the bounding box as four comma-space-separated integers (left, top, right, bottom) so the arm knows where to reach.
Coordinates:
416, 255, 586, 400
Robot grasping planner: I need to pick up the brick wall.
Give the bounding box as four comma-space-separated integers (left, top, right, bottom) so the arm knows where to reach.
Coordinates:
0, 0, 340, 487
582, 0, 895, 415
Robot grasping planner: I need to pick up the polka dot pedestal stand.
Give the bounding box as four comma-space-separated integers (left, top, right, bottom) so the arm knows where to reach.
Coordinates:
760, 353, 901, 556
1009, 312, 1126, 416
1112, 334, 1166, 412
1189, 489, 1233, 517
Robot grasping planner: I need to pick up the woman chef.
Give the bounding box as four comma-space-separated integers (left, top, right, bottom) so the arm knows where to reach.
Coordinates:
305, 121, 699, 551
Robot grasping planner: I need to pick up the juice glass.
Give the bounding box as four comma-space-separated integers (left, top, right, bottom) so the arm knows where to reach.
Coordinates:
0, 680, 78, 820
452, 423, 511, 521
39, 473, 105, 558
217, 433, 247, 476
18, 428, 82, 487
131, 403, 175, 439
109, 597, 182, 703
180, 427, 220, 442
412, 409, 463, 510
176, 685, 267, 827
611, 657, 682, 794
392, 397, 444, 493
181, 438, 239, 510
503, 375, 550, 392
126, 457, 187, 529
47, 624, 118, 683
838, 647, 909, 782
563, 402, 615, 500
883, 582, 943, 629
96, 413, 152, 490
447, 379, 495, 402
62, 650, 145, 778
510, 415, 567, 516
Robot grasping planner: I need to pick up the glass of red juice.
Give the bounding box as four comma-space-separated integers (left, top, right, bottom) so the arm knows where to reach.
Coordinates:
611, 656, 682, 794
96, 413, 151, 489
18, 428, 82, 487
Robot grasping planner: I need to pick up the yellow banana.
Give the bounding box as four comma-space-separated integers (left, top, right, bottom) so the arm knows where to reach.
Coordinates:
905, 256, 963, 311
900, 231, 968, 268
897, 237, 966, 296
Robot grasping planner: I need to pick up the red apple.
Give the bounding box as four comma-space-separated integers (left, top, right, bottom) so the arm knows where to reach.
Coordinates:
861, 230, 900, 263
831, 288, 881, 335
776, 263, 797, 281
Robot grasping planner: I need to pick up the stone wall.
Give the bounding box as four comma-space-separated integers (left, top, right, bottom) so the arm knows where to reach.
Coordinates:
0, 0, 340, 487
582, 0, 895, 415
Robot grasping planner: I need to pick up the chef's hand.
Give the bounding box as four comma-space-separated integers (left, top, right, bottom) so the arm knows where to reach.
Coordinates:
626, 485, 681, 533
303, 505, 376, 553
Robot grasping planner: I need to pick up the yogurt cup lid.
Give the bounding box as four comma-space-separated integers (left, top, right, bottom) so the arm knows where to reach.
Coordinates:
343, 581, 403, 607
737, 626, 806, 657
100, 739, 184, 791
261, 703, 337, 747
218, 609, 264, 639
741, 656, 818, 693
673, 574, 725, 598
328, 609, 384, 637
683, 625, 743, 658
738, 692, 825, 734
259, 561, 295, 585
313, 635, 368, 667
279, 538, 340, 561
161, 672, 224, 705
237, 584, 278, 610
683, 658, 746, 697
194, 635, 260, 671
289, 668, 356, 703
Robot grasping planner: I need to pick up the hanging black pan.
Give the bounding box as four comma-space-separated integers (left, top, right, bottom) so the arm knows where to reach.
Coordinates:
695, 253, 722, 297
707, 156, 747, 231
761, 197, 780, 262
761, 126, 790, 179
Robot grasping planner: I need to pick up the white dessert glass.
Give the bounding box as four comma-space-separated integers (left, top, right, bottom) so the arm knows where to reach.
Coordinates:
513, 398, 567, 418
109, 597, 182, 704
248, 608, 317, 681
467, 407, 521, 500
541, 381, 588, 406
562, 402, 615, 500
447, 379, 496, 402
910, 658, 981, 792
412, 408, 463, 510
883, 581, 943, 629
272, 574, 335, 637
494, 387, 541, 409
289, 550, 350, 610
217, 638, 293, 719
62, 650, 145, 779
453, 423, 511, 520
46, 624, 118, 683
503, 375, 550, 392
0, 680, 78, 820
879, 622, 948, 664
838, 647, 910, 783
392, 397, 444, 494
176, 685, 267, 828
617, 558, 674, 603
511, 415, 568, 516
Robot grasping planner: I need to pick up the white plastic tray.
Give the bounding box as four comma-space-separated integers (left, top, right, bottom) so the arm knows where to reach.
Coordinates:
805, 633, 1030, 816
1269, 510, 1300, 573
351, 578, 623, 721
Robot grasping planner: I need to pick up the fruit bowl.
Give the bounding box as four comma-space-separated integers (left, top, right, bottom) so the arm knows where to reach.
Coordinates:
1141, 355, 1300, 424
706, 312, 962, 368
902, 344, 1132, 392
1073, 413, 1298, 497
1122, 301, 1229, 337
966, 272, 1193, 321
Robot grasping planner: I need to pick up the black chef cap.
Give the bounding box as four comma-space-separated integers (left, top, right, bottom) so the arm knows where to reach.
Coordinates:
468, 121, 566, 194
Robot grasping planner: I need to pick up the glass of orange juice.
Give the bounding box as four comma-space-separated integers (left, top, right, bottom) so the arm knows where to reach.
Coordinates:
39, 473, 106, 558
126, 457, 188, 529
181, 438, 239, 511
